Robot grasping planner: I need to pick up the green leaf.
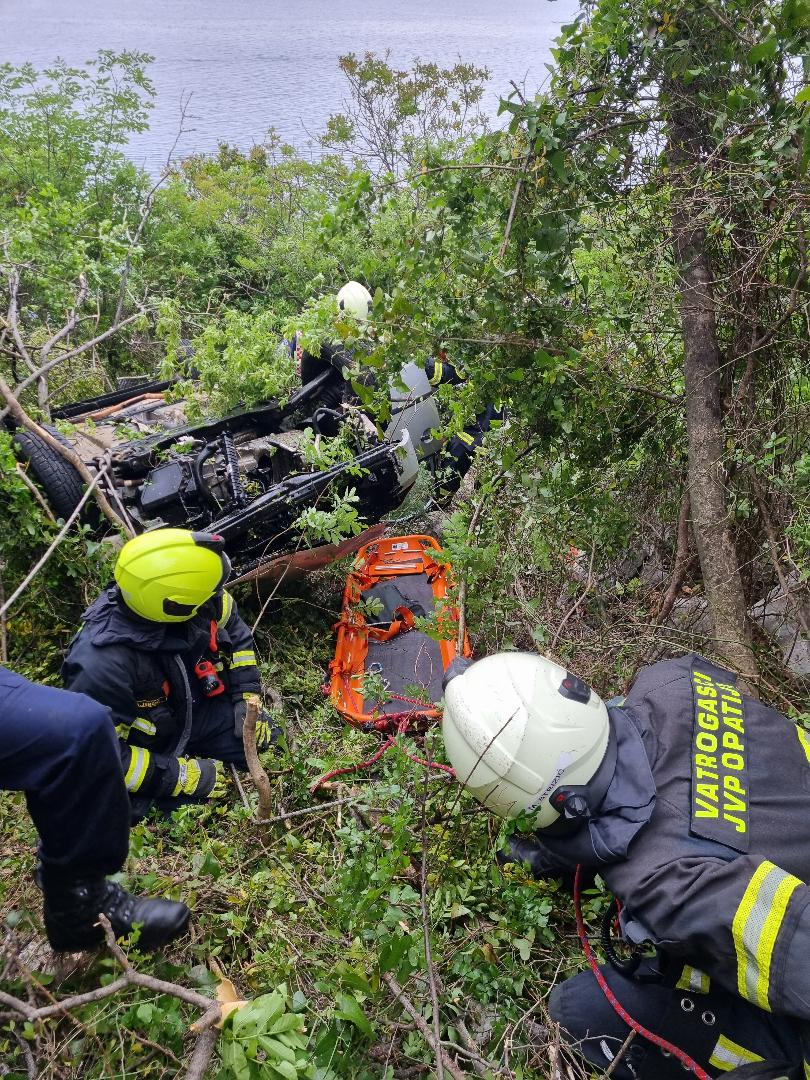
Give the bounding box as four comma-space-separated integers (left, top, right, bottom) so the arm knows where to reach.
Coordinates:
267, 1014, 304, 1035
259, 1036, 297, 1064
334, 993, 374, 1037
269, 1059, 299, 1080
548, 150, 569, 183
748, 34, 778, 65
514, 937, 533, 961
379, 934, 412, 974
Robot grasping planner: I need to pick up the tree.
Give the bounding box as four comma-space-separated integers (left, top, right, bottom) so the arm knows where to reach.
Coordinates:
322, 53, 489, 174
504, 0, 810, 680
0, 52, 156, 411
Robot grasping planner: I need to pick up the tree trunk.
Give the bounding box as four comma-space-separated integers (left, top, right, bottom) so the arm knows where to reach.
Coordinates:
668, 100, 759, 686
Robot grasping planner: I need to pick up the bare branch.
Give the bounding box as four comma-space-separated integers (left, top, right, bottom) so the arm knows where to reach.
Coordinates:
39, 274, 90, 369
420, 795, 444, 1080
0, 307, 145, 421
14, 462, 57, 521
6, 270, 35, 374
550, 543, 596, 650
254, 795, 361, 826
184, 1027, 220, 1080
0, 465, 109, 619
382, 975, 467, 1080
656, 490, 693, 623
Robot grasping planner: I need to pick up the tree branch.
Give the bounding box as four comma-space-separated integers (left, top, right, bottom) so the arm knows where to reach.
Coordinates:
656, 490, 693, 622
0, 464, 110, 620
382, 975, 467, 1080
242, 694, 274, 820
0, 307, 146, 421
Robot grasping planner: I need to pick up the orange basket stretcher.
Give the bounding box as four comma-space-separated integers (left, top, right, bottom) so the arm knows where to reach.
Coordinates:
328, 535, 472, 731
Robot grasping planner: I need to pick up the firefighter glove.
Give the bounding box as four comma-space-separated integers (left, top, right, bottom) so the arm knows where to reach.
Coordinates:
172, 756, 220, 799
497, 833, 577, 883
233, 696, 280, 752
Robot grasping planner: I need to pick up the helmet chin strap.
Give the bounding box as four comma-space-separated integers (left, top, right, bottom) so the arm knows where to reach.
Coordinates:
546, 721, 618, 829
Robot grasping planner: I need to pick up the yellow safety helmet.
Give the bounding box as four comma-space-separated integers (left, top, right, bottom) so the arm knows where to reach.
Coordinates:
114, 529, 231, 623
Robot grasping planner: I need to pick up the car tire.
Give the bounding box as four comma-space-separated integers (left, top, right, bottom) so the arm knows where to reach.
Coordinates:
14, 426, 89, 521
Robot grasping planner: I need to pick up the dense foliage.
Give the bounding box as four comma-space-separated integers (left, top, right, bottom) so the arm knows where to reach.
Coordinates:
1, 3, 809, 1076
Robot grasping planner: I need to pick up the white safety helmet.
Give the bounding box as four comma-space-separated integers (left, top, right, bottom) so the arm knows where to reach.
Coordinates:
336, 280, 373, 322
442, 652, 610, 826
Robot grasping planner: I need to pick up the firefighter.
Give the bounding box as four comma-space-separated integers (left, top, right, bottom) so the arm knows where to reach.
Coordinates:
422, 354, 504, 499
62, 529, 278, 818
294, 281, 504, 497
0, 665, 190, 950
442, 651, 810, 1080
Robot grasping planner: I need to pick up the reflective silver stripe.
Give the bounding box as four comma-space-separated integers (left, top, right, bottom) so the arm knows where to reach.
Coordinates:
709, 1034, 764, 1072
173, 759, 188, 797
732, 860, 803, 1009
131, 716, 156, 736
124, 747, 149, 792
676, 965, 709, 994
231, 650, 256, 669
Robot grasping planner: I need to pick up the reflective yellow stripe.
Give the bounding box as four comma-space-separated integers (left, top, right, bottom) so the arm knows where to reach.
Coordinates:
115, 723, 131, 739
732, 860, 803, 1009
124, 747, 150, 792
457, 430, 475, 446
805, 1060, 810, 1080
709, 1034, 764, 1072
231, 650, 256, 669
131, 716, 156, 736
797, 725, 810, 766
430, 360, 443, 385
675, 965, 709, 994
220, 591, 234, 624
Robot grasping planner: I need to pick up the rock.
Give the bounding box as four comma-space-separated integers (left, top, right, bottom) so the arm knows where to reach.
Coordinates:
668, 595, 714, 637
750, 583, 810, 677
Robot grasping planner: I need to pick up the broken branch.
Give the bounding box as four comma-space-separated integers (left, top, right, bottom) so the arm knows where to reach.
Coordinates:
242, 694, 274, 820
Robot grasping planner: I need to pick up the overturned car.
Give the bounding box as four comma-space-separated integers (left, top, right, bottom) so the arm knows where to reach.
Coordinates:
10, 353, 452, 582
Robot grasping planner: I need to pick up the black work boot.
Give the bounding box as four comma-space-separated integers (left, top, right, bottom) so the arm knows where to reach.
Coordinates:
42, 877, 190, 952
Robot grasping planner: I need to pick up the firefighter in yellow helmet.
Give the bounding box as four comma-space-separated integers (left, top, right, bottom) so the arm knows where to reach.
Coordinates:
62, 529, 280, 818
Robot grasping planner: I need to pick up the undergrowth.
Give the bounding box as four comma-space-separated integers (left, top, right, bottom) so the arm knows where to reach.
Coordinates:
0, 548, 603, 1080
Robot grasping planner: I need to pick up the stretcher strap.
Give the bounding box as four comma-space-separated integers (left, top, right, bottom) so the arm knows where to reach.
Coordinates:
368, 605, 416, 642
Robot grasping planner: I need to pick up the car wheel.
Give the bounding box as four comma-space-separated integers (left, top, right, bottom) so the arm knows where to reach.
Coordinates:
14, 426, 90, 521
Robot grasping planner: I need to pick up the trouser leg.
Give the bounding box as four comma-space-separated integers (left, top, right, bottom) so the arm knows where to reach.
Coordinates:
434, 403, 504, 497
548, 961, 802, 1080
185, 695, 246, 768
0, 669, 129, 880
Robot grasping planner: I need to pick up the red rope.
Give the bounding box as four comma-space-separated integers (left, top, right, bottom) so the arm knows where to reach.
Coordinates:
573, 866, 711, 1080
310, 717, 455, 793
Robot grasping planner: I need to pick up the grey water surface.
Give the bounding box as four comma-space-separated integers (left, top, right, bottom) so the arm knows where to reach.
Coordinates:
2, 0, 579, 173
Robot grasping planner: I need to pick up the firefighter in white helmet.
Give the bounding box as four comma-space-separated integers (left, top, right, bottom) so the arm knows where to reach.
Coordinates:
336, 280, 373, 322
442, 652, 609, 824
442, 652, 810, 1080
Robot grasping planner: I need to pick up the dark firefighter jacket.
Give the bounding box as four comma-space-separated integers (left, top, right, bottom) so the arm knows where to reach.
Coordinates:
61, 586, 260, 799
527, 654, 810, 1033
